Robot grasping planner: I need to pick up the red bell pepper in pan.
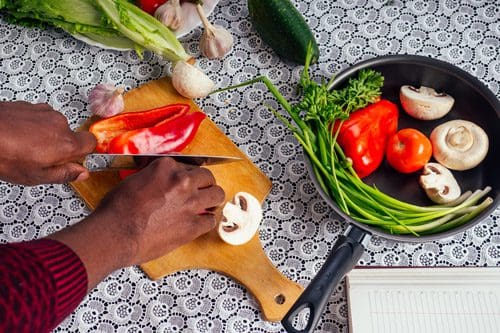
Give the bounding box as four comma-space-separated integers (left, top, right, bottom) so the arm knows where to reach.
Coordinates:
107, 111, 206, 154
332, 99, 399, 178
89, 103, 190, 152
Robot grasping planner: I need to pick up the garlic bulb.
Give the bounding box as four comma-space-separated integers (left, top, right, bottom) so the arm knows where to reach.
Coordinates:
171, 61, 215, 99
88, 84, 124, 118
155, 0, 183, 31
196, 4, 233, 59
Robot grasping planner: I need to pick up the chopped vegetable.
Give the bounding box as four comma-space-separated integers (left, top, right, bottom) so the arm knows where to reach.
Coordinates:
332, 100, 399, 178
400, 85, 454, 120
89, 103, 190, 152
89, 103, 205, 179
419, 163, 461, 204
213, 45, 493, 235
386, 128, 432, 174
218, 192, 263, 246
108, 111, 206, 154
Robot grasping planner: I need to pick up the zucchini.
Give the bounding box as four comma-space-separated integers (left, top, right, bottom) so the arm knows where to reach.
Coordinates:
247, 0, 320, 64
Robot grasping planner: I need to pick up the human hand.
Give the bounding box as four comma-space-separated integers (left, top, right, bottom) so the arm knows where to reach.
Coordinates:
49, 157, 225, 290
0, 101, 96, 185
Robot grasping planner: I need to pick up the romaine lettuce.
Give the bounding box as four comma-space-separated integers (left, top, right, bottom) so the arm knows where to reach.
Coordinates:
0, 0, 190, 61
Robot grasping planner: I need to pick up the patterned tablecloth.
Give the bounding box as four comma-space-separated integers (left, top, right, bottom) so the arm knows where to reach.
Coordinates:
1, 1, 499, 332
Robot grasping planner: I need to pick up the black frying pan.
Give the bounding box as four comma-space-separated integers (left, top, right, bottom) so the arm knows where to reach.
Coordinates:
281, 55, 500, 333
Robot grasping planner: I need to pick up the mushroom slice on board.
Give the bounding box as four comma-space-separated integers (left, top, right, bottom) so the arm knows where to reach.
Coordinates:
400, 85, 454, 120
430, 119, 489, 171
218, 192, 263, 246
419, 163, 461, 204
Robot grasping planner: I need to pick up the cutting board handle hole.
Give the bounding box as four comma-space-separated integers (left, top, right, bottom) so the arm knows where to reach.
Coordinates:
274, 294, 286, 305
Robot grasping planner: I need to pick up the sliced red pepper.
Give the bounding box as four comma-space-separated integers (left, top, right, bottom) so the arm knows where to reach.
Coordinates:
89, 103, 190, 152
108, 111, 206, 154
332, 99, 399, 178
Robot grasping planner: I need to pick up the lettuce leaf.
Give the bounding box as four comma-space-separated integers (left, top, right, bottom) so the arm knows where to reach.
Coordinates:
0, 0, 190, 61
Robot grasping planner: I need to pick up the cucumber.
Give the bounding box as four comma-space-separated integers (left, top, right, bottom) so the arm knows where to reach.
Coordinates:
247, 0, 320, 64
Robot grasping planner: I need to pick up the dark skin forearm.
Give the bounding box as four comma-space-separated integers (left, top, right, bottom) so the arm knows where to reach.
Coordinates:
47, 212, 131, 291
48, 157, 225, 291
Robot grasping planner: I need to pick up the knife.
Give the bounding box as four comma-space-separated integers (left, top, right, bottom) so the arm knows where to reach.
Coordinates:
84, 153, 242, 171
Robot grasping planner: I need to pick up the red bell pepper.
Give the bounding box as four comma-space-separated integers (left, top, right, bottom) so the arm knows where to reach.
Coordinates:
89, 103, 190, 152
332, 99, 399, 178
108, 111, 206, 154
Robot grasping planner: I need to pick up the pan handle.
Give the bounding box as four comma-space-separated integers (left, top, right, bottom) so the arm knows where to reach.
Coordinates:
281, 225, 367, 333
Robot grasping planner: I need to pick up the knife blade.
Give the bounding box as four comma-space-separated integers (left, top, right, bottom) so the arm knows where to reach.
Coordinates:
84, 153, 242, 171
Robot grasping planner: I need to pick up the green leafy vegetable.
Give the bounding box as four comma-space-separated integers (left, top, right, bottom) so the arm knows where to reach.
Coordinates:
213, 45, 493, 236
0, 0, 190, 61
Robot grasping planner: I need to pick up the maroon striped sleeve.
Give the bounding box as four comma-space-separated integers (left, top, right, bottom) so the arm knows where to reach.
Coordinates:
0, 238, 88, 333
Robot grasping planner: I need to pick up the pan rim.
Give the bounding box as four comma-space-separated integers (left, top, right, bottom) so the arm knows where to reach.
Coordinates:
307, 54, 500, 243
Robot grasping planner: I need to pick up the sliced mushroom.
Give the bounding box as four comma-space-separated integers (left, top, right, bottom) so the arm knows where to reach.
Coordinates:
400, 85, 455, 120
419, 163, 461, 204
430, 119, 489, 170
218, 192, 263, 246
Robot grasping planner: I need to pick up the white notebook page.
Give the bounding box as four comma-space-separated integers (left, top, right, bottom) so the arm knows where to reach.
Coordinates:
346, 267, 500, 333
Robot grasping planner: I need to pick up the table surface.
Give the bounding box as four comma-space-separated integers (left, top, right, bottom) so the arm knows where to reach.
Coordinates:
1, 1, 499, 332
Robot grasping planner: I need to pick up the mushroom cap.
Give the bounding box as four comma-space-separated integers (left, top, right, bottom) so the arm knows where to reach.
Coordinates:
400, 85, 455, 120
218, 192, 263, 246
430, 119, 489, 170
419, 163, 461, 204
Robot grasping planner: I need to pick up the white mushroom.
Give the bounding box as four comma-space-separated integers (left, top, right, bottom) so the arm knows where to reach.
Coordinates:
430, 119, 489, 170
218, 192, 263, 246
171, 60, 215, 99
419, 163, 461, 204
400, 85, 455, 120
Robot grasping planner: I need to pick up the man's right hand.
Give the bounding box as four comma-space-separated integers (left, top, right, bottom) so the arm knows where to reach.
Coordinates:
48, 157, 226, 291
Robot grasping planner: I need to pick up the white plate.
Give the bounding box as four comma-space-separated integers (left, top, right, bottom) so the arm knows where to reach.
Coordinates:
74, 0, 220, 51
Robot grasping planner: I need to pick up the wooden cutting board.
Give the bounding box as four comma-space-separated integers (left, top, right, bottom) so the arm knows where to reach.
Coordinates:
71, 77, 303, 322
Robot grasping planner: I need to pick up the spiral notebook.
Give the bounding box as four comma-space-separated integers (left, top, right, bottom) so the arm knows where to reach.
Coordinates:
346, 267, 500, 333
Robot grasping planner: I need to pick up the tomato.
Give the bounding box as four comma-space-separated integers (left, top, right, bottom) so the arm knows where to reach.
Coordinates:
386, 128, 432, 173
136, 0, 167, 15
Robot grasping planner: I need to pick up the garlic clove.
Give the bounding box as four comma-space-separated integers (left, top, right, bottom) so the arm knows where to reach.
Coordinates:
88, 84, 125, 118
200, 24, 234, 59
196, 3, 233, 59
155, 0, 184, 31
171, 60, 215, 99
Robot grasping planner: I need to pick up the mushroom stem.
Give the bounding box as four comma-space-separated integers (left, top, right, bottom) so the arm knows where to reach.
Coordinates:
445, 126, 473, 151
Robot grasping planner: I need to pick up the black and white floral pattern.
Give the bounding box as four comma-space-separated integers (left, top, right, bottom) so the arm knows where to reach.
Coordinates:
0, 0, 498, 332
